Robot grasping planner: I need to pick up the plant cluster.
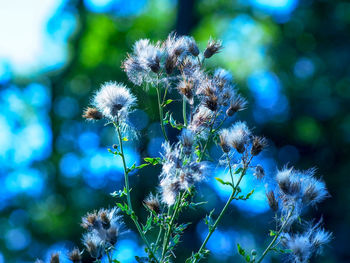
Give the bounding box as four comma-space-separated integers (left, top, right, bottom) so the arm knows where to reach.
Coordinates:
36, 33, 331, 263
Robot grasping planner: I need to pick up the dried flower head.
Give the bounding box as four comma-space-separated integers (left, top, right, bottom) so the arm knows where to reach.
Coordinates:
281, 223, 331, 263
144, 193, 161, 214
189, 105, 214, 134
135, 39, 162, 73
203, 86, 219, 111
251, 136, 268, 156
184, 36, 200, 56
160, 176, 181, 206
82, 107, 103, 121
266, 190, 279, 212
81, 211, 99, 230
309, 226, 332, 254
93, 82, 136, 121
82, 232, 104, 259
229, 121, 251, 153
276, 167, 301, 197
68, 248, 82, 263
50, 253, 60, 263
219, 129, 231, 153
226, 94, 247, 116
81, 207, 123, 252
122, 55, 145, 85
254, 165, 265, 179
177, 79, 194, 104
180, 129, 194, 155
204, 38, 222, 58
122, 39, 163, 85
282, 233, 312, 263
299, 170, 329, 206
214, 68, 233, 89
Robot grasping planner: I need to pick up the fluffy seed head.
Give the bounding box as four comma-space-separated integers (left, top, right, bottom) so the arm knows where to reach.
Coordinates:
282, 233, 312, 263
310, 227, 332, 254
300, 171, 329, 206
144, 193, 161, 214
81, 207, 123, 249
122, 55, 144, 85
204, 38, 222, 58
219, 129, 231, 153
82, 232, 104, 259
177, 79, 194, 104
93, 82, 136, 120
189, 105, 214, 134
180, 129, 194, 155
229, 121, 251, 153
214, 68, 233, 89
276, 168, 301, 196
185, 36, 200, 56
132, 39, 162, 73
160, 177, 181, 206
81, 212, 99, 230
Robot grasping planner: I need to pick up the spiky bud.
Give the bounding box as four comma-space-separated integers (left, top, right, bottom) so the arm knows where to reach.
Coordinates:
219, 129, 231, 153
50, 253, 60, 263
177, 80, 194, 104
82, 107, 103, 121
254, 165, 265, 179
165, 55, 177, 74
251, 136, 268, 156
204, 38, 222, 58
68, 248, 82, 263
266, 191, 279, 212
226, 95, 247, 116
144, 193, 161, 214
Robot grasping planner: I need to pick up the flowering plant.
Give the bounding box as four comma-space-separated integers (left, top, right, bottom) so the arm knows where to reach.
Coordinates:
39, 33, 331, 263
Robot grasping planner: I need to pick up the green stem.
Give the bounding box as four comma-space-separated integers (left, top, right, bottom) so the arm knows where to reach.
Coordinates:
183, 97, 188, 126
198, 112, 218, 162
106, 250, 112, 263
114, 122, 160, 263
256, 208, 294, 263
226, 153, 234, 185
156, 86, 168, 141
155, 225, 163, 250
161, 192, 185, 261
192, 158, 251, 263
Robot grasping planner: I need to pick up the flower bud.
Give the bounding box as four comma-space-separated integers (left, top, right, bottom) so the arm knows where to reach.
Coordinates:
82, 107, 103, 121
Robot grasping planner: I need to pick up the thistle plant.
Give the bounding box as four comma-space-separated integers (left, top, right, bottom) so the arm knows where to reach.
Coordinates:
38, 33, 331, 263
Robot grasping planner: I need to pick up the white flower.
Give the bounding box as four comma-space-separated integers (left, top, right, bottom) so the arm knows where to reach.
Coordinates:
93, 82, 136, 120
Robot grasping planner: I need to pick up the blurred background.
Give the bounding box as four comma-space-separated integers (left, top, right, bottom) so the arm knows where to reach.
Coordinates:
0, 0, 349, 262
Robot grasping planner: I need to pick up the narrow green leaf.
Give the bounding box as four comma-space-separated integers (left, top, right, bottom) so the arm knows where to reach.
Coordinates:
162, 99, 173, 106
237, 243, 246, 256
215, 177, 233, 187
235, 167, 243, 174
144, 157, 162, 165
